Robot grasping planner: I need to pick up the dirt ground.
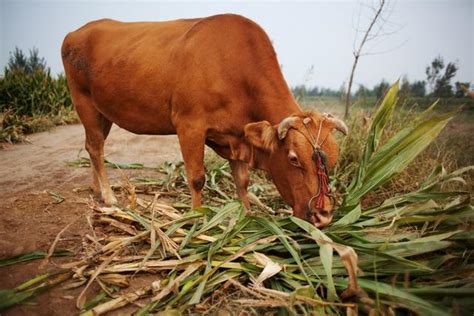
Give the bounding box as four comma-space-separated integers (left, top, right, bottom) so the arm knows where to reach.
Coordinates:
0, 124, 183, 315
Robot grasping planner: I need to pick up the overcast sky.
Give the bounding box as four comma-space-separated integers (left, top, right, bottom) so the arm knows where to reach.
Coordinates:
0, 0, 472, 89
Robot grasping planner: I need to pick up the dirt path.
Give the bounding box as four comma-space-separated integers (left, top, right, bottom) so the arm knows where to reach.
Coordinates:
0, 124, 183, 315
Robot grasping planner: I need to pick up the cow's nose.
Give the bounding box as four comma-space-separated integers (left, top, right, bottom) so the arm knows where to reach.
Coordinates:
312, 209, 334, 228
308, 195, 334, 228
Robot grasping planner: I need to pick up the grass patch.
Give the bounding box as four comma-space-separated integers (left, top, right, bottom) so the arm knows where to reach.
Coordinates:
66, 156, 145, 170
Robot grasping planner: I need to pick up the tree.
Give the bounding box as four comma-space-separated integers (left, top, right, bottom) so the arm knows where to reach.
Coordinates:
355, 84, 371, 99
425, 56, 444, 92
373, 79, 390, 99
7, 48, 28, 72
434, 62, 457, 97
339, 82, 347, 102
409, 80, 426, 97
6, 47, 46, 74
399, 76, 411, 97
344, 0, 394, 118
425, 56, 458, 97
308, 86, 320, 97
292, 84, 308, 103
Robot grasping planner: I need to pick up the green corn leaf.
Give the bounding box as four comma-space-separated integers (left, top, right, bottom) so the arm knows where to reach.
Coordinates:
344, 103, 456, 207
193, 202, 241, 236
354, 279, 450, 315
0, 249, 72, 267
348, 81, 399, 193
332, 204, 362, 227
253, 217, 315, 291
289, 216, 338, 300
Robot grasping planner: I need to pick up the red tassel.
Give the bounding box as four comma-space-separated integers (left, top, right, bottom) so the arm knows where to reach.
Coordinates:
315, 154, 330, 209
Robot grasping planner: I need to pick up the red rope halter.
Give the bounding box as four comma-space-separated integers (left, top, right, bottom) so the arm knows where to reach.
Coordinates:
301, 116, 331, 211
314, 150, 330, 209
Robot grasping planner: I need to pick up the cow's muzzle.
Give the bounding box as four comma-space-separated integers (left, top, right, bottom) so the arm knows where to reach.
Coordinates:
307, 194, 335, 228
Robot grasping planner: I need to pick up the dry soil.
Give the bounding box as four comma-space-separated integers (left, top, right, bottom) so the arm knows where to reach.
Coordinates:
0, 124, 183, 315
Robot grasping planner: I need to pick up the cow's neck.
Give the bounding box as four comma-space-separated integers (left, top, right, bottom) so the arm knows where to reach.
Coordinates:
247, 146, 270, 171
262, 98, 302, 124
231, 140, 270, 172
254, 74, 303, 124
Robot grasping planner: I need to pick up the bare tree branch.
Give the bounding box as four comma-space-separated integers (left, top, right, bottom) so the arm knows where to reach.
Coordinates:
344, 0, 387, 119
359, 39, 408, 57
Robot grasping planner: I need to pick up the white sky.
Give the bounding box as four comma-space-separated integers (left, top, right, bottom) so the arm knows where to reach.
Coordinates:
1, 0, 473, 89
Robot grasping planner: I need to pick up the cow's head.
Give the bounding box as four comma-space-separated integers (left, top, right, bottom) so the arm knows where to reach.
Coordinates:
245, 112, 347, 228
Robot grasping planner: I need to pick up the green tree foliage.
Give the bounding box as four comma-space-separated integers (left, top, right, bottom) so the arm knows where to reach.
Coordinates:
425, 56, 443, 92
292, 85, 342, 98
293, 74, 469, 105
399, 76, 411, 97
7, 47, 47, 75
425, 56, 458, 97
373, 80, 390, 99
409, 80, 426, 97
355, 84, 371, 99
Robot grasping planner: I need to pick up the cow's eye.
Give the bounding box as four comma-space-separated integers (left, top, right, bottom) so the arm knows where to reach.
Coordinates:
288, 151, 301, 167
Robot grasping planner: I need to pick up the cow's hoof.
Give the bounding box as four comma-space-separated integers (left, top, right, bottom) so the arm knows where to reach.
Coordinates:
244, 209, 253, 217
340, 286, 364, 300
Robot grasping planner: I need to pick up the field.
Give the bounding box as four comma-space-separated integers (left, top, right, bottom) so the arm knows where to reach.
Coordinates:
0, 89, 473, 315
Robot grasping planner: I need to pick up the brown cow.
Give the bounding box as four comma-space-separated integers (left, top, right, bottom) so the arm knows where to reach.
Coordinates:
61, 14, 347, 228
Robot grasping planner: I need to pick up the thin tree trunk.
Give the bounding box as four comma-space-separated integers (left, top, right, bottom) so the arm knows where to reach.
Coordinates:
344, 0, 386, 119
344, 55, 359, 119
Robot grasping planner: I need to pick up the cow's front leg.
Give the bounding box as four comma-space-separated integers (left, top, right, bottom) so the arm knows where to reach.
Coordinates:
176, 127, 206, 209
229, 160, 250, 210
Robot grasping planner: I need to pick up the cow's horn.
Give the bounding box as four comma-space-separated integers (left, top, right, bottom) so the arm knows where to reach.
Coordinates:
323, 113, 348, 135
277, 116, 299, 140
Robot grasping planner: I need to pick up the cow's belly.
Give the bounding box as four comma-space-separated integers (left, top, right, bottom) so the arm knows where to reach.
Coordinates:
93, 97, 176, 135
111, 112, 176, 135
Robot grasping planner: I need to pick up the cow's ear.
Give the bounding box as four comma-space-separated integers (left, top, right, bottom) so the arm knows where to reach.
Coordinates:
244, 121, 277, 151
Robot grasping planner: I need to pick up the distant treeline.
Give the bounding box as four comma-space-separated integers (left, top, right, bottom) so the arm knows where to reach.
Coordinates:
293, 78, 471, 101
293, 56, 471, 101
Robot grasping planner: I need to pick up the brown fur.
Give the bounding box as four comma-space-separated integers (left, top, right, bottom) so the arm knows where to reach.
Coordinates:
62, 14, 345, 227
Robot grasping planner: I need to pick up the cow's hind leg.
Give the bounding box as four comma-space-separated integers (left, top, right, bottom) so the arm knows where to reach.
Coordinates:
71, 90, 117, 205
229, 160, 250, 210
86, 117, 116, 206
176, 125, 206, 209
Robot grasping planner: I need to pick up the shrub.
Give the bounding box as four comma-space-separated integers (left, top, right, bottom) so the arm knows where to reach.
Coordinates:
0, 48, 76, 143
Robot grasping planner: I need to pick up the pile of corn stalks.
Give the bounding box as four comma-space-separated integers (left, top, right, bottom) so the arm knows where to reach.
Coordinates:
1, 83, 473, 315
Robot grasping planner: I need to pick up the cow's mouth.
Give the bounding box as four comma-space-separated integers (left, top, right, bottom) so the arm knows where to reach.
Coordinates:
308, 208, 333, 228
305, 193, 335, 228
294, 201, 334, 228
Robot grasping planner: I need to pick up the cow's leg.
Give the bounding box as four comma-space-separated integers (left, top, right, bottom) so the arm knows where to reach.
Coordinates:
176, 129, 206, 209
86, 118, 116, 206
229, 160, 250, 210
71, 90, 116, 205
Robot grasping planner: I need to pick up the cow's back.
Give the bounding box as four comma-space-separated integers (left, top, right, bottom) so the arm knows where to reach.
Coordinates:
62, 18, 199, 86
62, 15, 296, 135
